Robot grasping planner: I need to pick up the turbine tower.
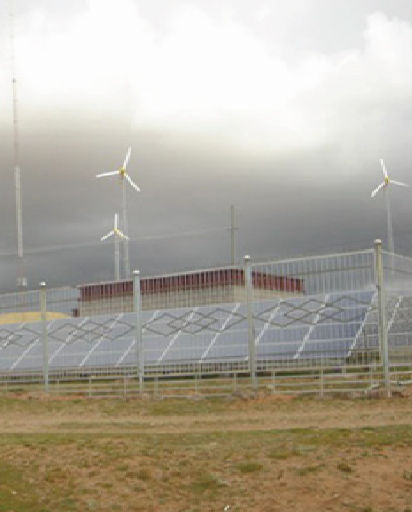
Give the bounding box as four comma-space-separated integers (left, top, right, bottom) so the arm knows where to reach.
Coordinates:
96, 147, 140, 279
371, 159, 409, 257
100, 214, 129, 281
9, 0, 27, 288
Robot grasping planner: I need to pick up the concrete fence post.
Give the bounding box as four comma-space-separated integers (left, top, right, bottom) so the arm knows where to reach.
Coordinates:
374, 239, 390, 396
319, 368, 324, 398
40, 282, 48, 393
133, 270, 144, 394
244, 255, 257, 389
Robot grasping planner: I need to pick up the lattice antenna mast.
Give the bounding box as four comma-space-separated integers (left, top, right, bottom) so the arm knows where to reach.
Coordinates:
9, 0, 27, 288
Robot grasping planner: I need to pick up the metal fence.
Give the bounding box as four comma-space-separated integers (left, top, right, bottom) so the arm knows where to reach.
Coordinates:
1, 239, 411, 398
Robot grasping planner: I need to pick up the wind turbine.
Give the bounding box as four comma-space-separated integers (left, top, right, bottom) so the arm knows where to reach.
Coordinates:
371, 159, 409, 256
100, 214, 130, 281
96, 147, 140, 279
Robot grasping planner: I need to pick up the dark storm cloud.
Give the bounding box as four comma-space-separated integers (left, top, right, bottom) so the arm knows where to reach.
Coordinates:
0, 1, 412, 291
1, 117, 407, 291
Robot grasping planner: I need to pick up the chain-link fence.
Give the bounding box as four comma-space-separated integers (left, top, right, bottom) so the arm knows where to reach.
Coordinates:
0, 240, 410, 397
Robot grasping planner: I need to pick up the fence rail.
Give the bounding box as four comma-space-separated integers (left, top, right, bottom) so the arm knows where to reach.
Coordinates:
1, 364, 410, 399
0, 240, 411, 398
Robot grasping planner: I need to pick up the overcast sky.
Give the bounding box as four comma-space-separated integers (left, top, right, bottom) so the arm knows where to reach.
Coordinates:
0, 0, 412, 290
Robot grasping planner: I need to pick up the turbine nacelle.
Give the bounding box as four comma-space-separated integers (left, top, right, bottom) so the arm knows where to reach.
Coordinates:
96, 147, 140, 192
100, 214, 129, 241
371, 159, 409, 198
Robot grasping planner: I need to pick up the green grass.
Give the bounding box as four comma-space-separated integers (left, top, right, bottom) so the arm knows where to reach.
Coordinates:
0, 393, 362, 417
296, 464, 324, 476
237, 462, 264, 473
336, 461, 353, 473
268, 448, 301, 460
0, 461, 50, 512
1, 395, 412, 511
190, 473, 225, 493
0, 425, 410, 511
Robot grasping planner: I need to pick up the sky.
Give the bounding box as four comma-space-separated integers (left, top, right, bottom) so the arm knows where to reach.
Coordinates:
0, 0, 412, 291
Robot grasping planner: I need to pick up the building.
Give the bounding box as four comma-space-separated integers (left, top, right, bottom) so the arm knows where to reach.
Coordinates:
74, 268, 304, 317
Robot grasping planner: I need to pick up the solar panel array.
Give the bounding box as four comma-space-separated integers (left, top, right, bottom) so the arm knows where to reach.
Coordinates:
0, 290, 380, 374
389, 296, 412, 347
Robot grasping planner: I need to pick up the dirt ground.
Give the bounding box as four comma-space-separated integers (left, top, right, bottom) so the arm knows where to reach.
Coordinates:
1, 392, 412, 433
1, 393, 412, 511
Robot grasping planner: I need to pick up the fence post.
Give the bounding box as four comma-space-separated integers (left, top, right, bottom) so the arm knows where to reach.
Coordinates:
123, 376, 127, 398
244, 255, 257, 389
133, 270, 144, 394
40, 282, 48, 393
154, 375, 159, 398
374, 240, 390, 396
319, 368, 324, 398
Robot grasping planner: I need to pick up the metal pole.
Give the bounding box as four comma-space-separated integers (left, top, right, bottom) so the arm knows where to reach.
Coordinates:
15, 166, 26, 287
384, 187, 394, 255
122, 178, 130, 279
133, 270, 144, 393
320, 368, 324, 398
40, 282, 48, 393
115, 235, 120, 281
374, 239, 390, 396
244, 255, 257, 389
384, 186, 395, 274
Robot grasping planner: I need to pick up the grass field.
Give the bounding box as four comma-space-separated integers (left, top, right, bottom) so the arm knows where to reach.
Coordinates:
1, 393, 412, 511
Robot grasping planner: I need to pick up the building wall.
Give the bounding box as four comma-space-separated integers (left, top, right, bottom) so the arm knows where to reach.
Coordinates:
233, 287, 305, 303
77, 285, 303, 317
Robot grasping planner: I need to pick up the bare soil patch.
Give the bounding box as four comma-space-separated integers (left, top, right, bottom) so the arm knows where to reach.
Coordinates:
1, 395, 412, 511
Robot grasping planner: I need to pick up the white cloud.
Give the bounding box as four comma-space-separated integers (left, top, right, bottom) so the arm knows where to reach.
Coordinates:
1, 2, 412, 153
364, 12, 412, 92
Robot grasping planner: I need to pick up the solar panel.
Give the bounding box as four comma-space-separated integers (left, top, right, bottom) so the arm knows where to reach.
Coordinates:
0, 291, 384, 373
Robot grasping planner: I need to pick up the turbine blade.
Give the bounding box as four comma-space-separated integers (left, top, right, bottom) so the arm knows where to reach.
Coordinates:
391, 180, 410, 188
117, 231, 130, 240
380, 159, 388, 179
371, 182, 385, 198
114, 213, 118, 229
96, 171, 119, 178
101, 230, 114, 241
125, 173, 140, 192
123, 147, 131, 169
